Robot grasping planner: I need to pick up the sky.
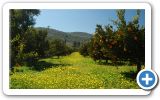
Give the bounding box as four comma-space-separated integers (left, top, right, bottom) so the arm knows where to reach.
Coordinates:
35, 9, 145, 34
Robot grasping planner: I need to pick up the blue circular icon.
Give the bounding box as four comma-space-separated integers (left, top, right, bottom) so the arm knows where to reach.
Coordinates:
136, 69, 158, 90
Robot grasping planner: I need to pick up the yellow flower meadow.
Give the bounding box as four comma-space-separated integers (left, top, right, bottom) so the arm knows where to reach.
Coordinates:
10, 52, 139, 89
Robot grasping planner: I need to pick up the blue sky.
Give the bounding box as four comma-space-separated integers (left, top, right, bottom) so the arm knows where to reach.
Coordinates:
35, 9, 145, 34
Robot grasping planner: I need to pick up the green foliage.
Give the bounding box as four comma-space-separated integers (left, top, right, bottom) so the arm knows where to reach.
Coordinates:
10, 52, 139, 89
10, 9, 50, 69
79, 41, 90, 56
114, 10, 145, 73
10, 34, 22, 67
23, 28, 49, 58
36, 29, 49, 57
89, 10, 145, 73
46, 39, 73, 58
13, 66, 31, 73
10, 9, 40, 68
89, 25, 116, 63
10, 9, 40, 39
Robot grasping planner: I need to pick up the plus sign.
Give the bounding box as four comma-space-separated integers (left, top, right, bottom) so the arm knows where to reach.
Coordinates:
142, 73, 153, 85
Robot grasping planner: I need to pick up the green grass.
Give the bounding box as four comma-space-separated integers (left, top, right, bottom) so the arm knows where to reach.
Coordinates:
10, 52, 139, 89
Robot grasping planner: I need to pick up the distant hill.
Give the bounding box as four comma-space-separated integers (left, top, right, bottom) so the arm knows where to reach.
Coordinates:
36, 27, 92, 47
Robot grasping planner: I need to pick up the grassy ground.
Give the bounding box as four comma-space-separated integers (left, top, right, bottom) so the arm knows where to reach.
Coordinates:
10, 52, 139, 89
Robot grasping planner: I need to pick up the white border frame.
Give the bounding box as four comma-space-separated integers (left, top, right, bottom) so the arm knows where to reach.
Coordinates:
2, 2, 151, 95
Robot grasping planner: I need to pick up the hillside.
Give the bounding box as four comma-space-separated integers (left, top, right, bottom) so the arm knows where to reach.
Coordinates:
36, 27, 92, 47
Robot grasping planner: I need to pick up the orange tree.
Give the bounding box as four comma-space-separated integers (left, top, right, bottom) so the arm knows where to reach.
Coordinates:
114, 10, 145, 73
90, 10, 145, 73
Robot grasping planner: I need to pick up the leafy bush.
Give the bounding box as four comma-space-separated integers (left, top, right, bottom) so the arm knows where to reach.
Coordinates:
79, 41, 90, 56
13, 66, 30, 73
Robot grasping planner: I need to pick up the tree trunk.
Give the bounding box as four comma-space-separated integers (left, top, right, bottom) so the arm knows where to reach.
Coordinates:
105, 59, 108, 64
136, 60, 141, 74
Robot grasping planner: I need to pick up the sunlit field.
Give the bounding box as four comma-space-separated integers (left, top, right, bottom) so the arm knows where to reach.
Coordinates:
10, 52, 139, 89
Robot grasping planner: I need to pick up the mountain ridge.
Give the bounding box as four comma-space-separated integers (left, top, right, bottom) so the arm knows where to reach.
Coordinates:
36, 27, 92, 47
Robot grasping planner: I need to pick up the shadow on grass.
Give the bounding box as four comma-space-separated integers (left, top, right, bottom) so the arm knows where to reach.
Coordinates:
96, 60, 128, 66
30, 61, 72, 71
120, 71, 137, 80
